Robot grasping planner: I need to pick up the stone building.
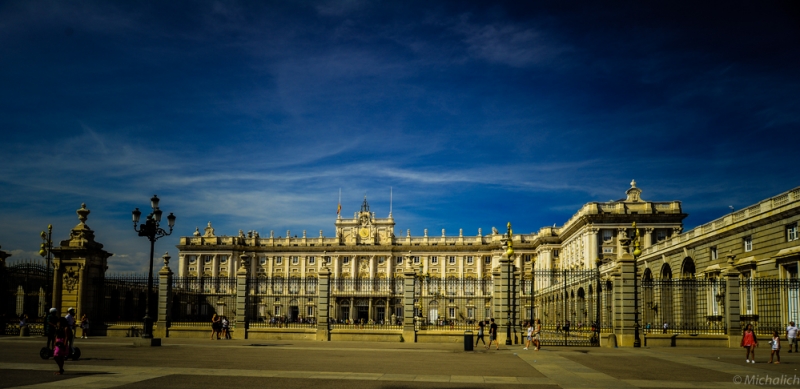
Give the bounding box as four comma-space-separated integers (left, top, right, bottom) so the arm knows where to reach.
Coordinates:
175, 181, 687, 325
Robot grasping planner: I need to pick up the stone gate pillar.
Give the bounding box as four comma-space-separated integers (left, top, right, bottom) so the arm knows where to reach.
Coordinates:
724, 268, 742, 345
155, 253, 173, 338
402, 257, 417, 342
233, 253, 249, 339
614, 255, 637, 347
317, 265, 331, 341
51, 204, 112, 329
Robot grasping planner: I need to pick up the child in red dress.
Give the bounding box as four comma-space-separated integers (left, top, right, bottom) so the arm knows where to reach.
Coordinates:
741, 324, 758, 364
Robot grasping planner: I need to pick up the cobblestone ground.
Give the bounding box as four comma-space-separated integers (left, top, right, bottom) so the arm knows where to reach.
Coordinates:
2, 336, 799, 388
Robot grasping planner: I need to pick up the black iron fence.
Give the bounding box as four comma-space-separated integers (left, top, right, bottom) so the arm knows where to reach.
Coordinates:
247, 277, 318, 329
1, 260, 51, 328
170, 277, 236, 325
97, 275, 155, 326
740, 278, 800, 337
531, 269, 601, 346
414, 278, 493, 331
330, 278, 404, 329
640, 278, 726, 335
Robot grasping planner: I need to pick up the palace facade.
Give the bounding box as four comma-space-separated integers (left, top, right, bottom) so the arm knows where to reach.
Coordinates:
175, 181, 686, 282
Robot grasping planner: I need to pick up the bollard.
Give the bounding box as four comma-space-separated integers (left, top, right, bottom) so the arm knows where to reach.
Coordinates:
464, 330, 474, 351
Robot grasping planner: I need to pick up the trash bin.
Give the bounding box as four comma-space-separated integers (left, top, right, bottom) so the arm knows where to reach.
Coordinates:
464, 330, 474, 351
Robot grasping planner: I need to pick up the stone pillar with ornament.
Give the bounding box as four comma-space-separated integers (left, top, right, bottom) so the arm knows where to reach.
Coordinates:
155, 252, 173, 338
234, 253, 250, 339
50, 204, 112, 332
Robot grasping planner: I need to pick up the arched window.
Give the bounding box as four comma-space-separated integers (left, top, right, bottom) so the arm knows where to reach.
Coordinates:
681, 258, 696, 278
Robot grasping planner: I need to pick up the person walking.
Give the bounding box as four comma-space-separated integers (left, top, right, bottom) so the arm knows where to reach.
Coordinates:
787, 321, 798, 353
533, 319, 542, 351
524, 321, 533, 350
210, 313, 221, 340
45, 308, 58, 351
475, 320, 486, 347
53, 317, 72, 375
741, 324, 758, 363
64, 308, 76, 351
488, 318, 499, 350
769, 330, 781, 364
222, 316, 231, 339
79, 314, 89, 339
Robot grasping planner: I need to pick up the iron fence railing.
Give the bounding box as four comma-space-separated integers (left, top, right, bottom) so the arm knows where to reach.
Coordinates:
1, 260, 51, 322
170, 277, 236, 323
740, 278, 800, 337
414, 278, 493, 331
246, 277, 318, 328
99, 275, 156, 326
640, 278, 726, 335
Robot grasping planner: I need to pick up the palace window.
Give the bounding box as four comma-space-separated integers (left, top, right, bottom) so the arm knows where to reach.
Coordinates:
378, 257, 385, 264
343, 257, 350, 264
466, 256, 474, 264
219, 255, 228, 264
325, 256, 331, 263
523, 254, 531, 263
553, 249, 560, 257
744, 236, 753, 252
710, 246, 718, 261
449, 307, 456, 318
413, 256, 420, 264
276, 257, 282, 264
309, 256, 315, 265
603, 247, 614, 254
657, 230, 666, 241
204, 256, 213, 264
448, 256, 456, 264
259, 256, 267, 265
602, 230, 612, 241
484, 257, 490, 264
188, 256, 197, 264
788, 224, 798, 242
292, 256, 299, 265
396, 257, 403, 264
431, 256, 438, 264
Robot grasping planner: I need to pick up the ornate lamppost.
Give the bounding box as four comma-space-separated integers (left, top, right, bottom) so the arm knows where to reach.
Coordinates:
505, 222, 515, 346
39, 224, 53, 311
131, 195, 176, 339
632, 222, 642, 348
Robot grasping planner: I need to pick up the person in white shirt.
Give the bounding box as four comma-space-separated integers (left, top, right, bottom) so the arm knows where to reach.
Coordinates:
65, 308, 76, 350
786, 321, 798, 353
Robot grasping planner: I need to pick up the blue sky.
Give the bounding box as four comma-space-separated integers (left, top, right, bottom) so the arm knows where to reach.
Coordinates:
2, 1, 799, 272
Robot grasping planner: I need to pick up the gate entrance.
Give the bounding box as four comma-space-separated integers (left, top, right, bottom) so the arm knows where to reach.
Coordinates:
530, 269, 602, 347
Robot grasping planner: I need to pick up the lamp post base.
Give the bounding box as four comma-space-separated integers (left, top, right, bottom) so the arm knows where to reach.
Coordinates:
133, 337, 161, 347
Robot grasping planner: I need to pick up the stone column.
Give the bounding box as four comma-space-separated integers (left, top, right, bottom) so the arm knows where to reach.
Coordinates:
492, 265, 502, 325
402, 261, 417, 342
349, 297, 355, 321
155, 255, 173, 338
212, 254, 219, 278
587, 228, 599, 268
369, 255, 376, 280
316, 266, 331, 341
725, 269, 742, 345
614, 255, 637, 346
368, 297, 374, 322
644, 228, 654, 249
233, 255, 249, 340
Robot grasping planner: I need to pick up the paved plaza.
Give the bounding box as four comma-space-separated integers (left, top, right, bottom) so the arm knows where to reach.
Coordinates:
2, 336, 800, 388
